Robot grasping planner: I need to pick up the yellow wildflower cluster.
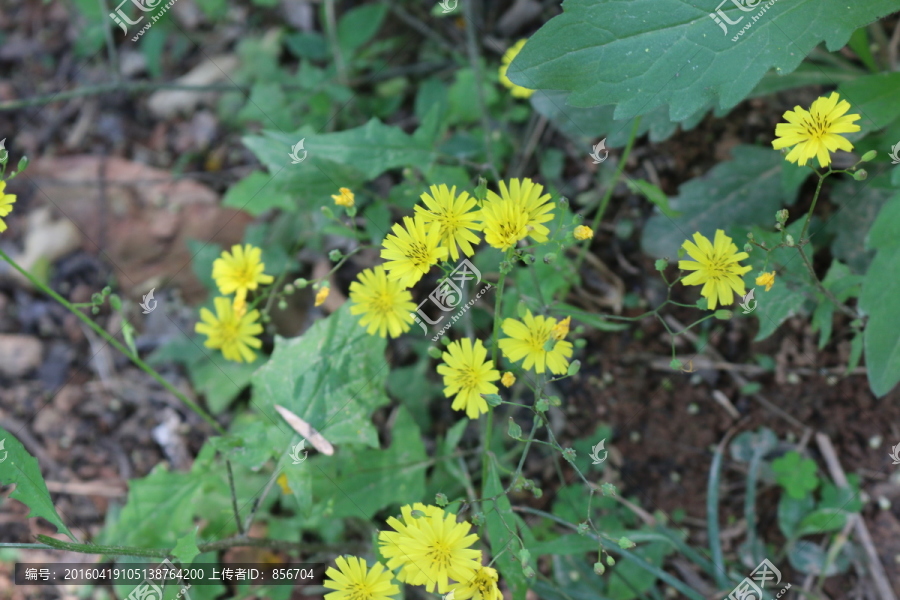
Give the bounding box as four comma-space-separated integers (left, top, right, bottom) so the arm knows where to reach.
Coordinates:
0, 180, 17, 233
499, 39, 535, 99
348, 179, 555, 339
325, 503, 503, 600
194, 244, 273, 363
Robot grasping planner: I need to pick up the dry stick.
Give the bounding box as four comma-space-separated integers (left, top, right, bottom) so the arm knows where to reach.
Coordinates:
663, 315, 807, 431
815, 432, 897, 600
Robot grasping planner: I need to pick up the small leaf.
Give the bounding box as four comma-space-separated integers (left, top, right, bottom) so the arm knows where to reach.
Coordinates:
171, 529, 201, 564
508, 418, 523, 440
626, 179, 681, 218
772, 451, 819, 500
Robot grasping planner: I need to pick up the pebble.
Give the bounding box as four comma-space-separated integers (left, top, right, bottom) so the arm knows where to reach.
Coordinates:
0, 333, 42, 377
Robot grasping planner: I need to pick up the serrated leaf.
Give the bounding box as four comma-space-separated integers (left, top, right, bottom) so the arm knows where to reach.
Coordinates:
510, 0, 899, 121
311, 406, 426, 518
0, 428, 75, 540
484, 461, 529, 600
251, 303, 391, 448
641, 146, 803, 259
860, 193, 900, 396
172, 529, 201, 564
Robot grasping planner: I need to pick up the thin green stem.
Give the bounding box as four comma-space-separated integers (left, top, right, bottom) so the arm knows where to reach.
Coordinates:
483, 252, 512, 489
0, 249, 224, 434
799, 172, 826, 243
574, 117, 642, 274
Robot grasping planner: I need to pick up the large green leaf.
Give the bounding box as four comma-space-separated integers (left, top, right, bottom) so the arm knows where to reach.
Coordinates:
484, 461, 529, 600
641, 146, 805, 259
826, 172, 896, 273
860, 192, 900, 396
0, 428, 75, 540
251, 303, 392, 448
839, 72, 900, 132
510, 0, 898, 121
311, 406, 426, 518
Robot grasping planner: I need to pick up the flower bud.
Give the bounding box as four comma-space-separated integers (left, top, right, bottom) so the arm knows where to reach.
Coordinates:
744, 243, 752, 252
278, 299, 288, 310
567, 360, 581, 376
293, 278, 309, 289
562, 447, 576, 462
283, 283, 295, 294
606, 556, 616, 566
655, 258, 668, 271
543, 253, 557, 264
507, 417, 523, 439
600, 482, 617, 496
853, 169, 868, 181
328, 249, 343, 262
618, 537, 636, 550
428, 346, 443, 359
435, 492, 448, 507
860, 150, 877, 162
714, 309, 733, 320
785, 234, 795, 247
593, 562, 606, 575
535, 398, 549, 412
482, 393, 502, 407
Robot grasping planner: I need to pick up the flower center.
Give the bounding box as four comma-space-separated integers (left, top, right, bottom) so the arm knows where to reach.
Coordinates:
372, 291, 395, 314
425, 540, 453, 569
457, 366, 481, 390
218, 320, 240, 344
407, 241, 432, 267
346, 581, 375, 600
800, 114, 831, 140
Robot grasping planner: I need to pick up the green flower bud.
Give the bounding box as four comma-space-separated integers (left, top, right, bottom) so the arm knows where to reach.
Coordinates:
535, 398, 549, 412
567, 360, 581, 376
283, 283, 295, 294
714, 309, 733, 320
558, 196, 569, 208
785, 234, 795, 247
606, 556, 616, 566
499, 261, 512, 274
428, 346, 443, 359
600, 482, 617, 497
669, 358, 683, 371
482, 393, 502, 407
278, 299, 288, 310
523, 566, 535, 579
472, 512, 485, 526
618, 537, 636, 550
743, 243, 752, 253
577, 522, 590, 535
746, 232, 754, 239
328, 249, 343, 262
543, 253, 557, 264
562, 447, 576, 462
435, 493, 448, 507
853, 169, 868, 181
593, 562, 606, 575
548, 395, 562, 407
507, 417, 523, 439
654, 258, 668, 271
410, 509, 425, 519
293, 278, 309, 289
860, 150, 877, 162
531, 487, 543, 498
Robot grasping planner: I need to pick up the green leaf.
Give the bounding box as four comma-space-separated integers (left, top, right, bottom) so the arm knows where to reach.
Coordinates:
311, 406, 426, 518
819, 477, 863, 513
626, 179, 681, 218
0, 429, 76, 540
171, 529, 201, 564
251, 303, 392, 448
337, 4, 388, 54
860, 193, 900, 396
826, 173, 896, 273
777, 493, 814, 539
641, 146, 803, 259
839, 72, 900, 132
484, 460, 529, 600
788, 540, 848, 576
772, 451, 819, 500
509, 0, 899, 121
222, 171, 295, 216
796, 508, 848, 536
847, 27, 878, 73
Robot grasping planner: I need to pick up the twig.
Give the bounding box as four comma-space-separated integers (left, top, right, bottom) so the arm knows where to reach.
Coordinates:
663, 315, 807, 431
45, 481, 126, 498
815, 432, 897, 600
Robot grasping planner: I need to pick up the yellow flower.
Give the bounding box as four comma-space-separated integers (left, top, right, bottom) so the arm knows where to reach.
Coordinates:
756, 271, 775, 292
499, 309, 574, 375
487, 178, 554, 243
501, 372, 515, 387
195, 296, 264, 363
0, 180, 17, 233
379, 504, 481, 594
212, 244, 274, 304
551, 316, 571, 341
332, 187, 355, 207
349, 265, 416, 338
771, 92, 861, 168
437, 338, 500, 419
276, 473, 292, 495
315, 286, 330, 307
323, 555, 400, 600
414, 184, 482, 261
481, 198, 528, 251
381, 215, 448, 288
450, 565, 503, 600
574, 225, 593, 241
678, 230, 752, 310
498, 39, 535, 99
